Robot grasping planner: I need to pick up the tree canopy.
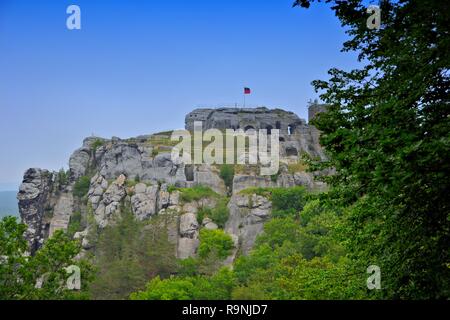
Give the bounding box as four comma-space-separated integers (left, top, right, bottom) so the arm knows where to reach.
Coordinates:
296, 0, 450, 298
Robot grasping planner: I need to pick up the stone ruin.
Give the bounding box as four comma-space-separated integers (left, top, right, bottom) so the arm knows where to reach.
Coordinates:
185, 103, 328, 159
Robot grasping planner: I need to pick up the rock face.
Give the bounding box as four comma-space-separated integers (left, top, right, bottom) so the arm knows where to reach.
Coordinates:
17, 168, 53, 253
225, 193, 272, 259
131, 183, 159, 221
93, 175, 127, 228
231, 164, 326, 194
193, 165, 226, 195
17, 104, 328, 260
49, 192, 74, 237
70, 138, 187, 186
177, 212, 200, 259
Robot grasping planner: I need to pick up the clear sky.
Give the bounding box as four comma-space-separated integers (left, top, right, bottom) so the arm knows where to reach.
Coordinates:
0, 0, 360, 190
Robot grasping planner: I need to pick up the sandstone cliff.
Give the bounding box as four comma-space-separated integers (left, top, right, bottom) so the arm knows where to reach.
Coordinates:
18, 104, 327, 261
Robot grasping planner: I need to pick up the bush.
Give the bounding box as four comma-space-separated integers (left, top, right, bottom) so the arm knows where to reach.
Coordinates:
178, 185, 219, 203
57, 168, 69, 186
73, 176, 91, 198
197, 199, 229, 228
209, 199, 229, 228
130, 267, 235, 300
270, 172, 279, 182
177, 257, 200, 277
67, 211, 83, 238
91, 139, 104, 151
219, 165, 234, 191
271, 186, 307, 218
240, 186, 307, 218
89, 208, 177, 299
198, 229, 234, 260
0, 217, 93, 300
196, 207, 211, 226
167, 185, 177, 193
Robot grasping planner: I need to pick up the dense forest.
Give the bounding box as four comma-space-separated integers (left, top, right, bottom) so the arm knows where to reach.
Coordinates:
1, 0, 449, 300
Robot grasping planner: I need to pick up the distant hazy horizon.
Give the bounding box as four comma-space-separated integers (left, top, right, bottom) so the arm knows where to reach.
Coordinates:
0, 182, 19, 192
0, 191, 19, 218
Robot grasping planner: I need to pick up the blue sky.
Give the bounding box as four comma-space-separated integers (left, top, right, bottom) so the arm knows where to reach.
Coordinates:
0, 0, 360, 190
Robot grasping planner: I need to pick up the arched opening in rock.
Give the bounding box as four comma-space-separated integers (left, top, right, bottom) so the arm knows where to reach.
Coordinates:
244, 125, 255, 132
266, 125, 273, 135
286, 146, 298, 157
184, 165, 194, 182
288, 124, 296, 135
279, 137, 285, 142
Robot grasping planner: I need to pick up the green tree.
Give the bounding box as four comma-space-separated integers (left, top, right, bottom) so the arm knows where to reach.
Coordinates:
219, 164, 235, 192
57, 168, 69, 187
130, 267, 236, 300
198, 229, 234, 260
89, 207, 177, 299
296, 0, 450, 298
271, 186, 307, 218
197, 198, 230, 228
73, 176, 91, 198
0, 216, 93, 300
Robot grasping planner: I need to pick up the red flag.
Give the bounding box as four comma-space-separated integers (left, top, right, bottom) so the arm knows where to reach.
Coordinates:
244, 87, 251, 94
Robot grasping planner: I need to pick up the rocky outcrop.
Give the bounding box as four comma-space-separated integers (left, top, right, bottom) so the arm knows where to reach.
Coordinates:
17, 168, 53, 253
232, 175, 274, 194
193, 165, 226, 195
92, 175, 127, 228
224, 193, 272, 264
18, 104, 328, 260
131, 183, 159, 221
202, 218, 218, 230
49, 192, 74, 237
177, 212, 200, 259
232, 169, 325, 194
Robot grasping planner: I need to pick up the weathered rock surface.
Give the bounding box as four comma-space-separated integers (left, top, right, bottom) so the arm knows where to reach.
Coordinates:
203, 217, 218, 230
17, 168, 53, 253
179, 212, 199, 239
177, 238, 200, 260
93, 175, 127, 228
225, 193, 272, 257
193, 165, 226, 195
49, 192, 73, 237
131, 183, 159, 221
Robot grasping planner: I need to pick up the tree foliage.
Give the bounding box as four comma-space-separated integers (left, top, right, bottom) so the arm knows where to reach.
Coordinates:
219, 164, 235, 192
0, 216, 93, 300
198, 229, 234, 260
89, 207, 177, 299
231, 197, 364, 299
296, 0, 450, 298
73, 176, 91, 198
130, 267, 236, 300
